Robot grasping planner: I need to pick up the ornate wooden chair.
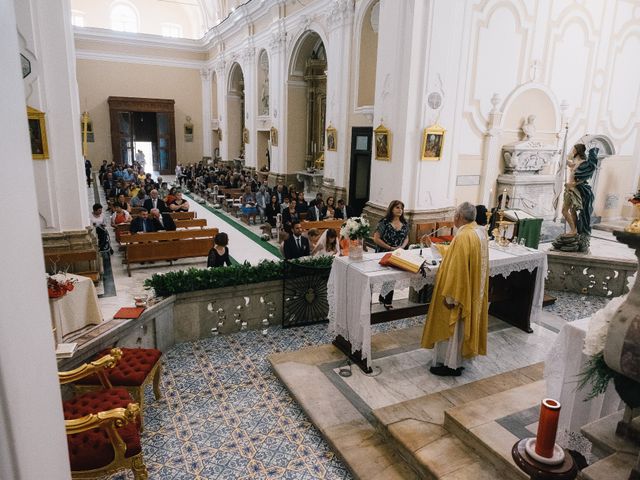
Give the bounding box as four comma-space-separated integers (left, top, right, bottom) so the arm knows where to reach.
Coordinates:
59, 348, 148, 479
416, 222, 437, 244
74, 347, 162, 431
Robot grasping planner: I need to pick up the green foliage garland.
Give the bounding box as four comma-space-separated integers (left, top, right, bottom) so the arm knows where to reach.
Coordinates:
144, 256, 334, 297
576, 352, 618, 401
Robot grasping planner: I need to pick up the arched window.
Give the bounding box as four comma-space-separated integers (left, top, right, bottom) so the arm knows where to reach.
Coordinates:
161, 23, 183, 38
71, 10, 85, 28
110, 3, 138, 33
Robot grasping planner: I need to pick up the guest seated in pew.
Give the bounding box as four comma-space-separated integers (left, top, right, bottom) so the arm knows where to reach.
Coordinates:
306, 199, 325, 221
143, 189, 169, 213
265, 195, 280, 227
111, 204, 131, 227
282, 200, 299, 234
130, 210, 157, 234
323, 196, 336, 218
255, 186, 268, 223
309, 192, 323, 208
165, 187, 177, 205
283, 222, 310, 260
158, 182, 169, 200
324, 205, 336, 220
295, 192, 308, 214
169, 191, 190, 212
207, 232, 232, 268
241, 186, 258, 225
130, 189, 147, 208
149, 208, 176, 231
334, 199, 353, 220
114, 193, 131, 213
113, 181, 130, 200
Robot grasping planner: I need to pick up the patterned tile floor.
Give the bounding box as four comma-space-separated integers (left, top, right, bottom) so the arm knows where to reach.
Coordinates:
107, 318, 423, 480
104, 290, 614, 480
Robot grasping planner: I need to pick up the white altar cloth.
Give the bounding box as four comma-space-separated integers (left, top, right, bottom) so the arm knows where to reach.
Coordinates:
328, 244, 547, 368
545, 317, 621, 450
49, 273, 103, 342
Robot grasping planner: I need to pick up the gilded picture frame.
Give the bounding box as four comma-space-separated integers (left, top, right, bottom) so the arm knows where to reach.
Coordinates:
270, 127, 278, 147
243, 127, 249, 144
421, 124, 446, 161
374, 123, 391, 161
27, 106, 49, 160
326, 124, 337, 151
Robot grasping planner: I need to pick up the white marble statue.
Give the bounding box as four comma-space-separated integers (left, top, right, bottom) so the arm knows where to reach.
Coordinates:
522, 114, 536, 140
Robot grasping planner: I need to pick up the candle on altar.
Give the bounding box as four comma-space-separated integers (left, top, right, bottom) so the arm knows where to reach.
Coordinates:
500, 188, 507, 210
535, 398, 561, 458
489, 188, 493, 205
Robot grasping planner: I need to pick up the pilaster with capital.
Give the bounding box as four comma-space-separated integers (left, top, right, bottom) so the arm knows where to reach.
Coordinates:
324, 0, 354, 194
242, 45, 257, 169
201, 68, 212, 159
479, 93, 504, 207
267, 21, 287, 176
213, 59, 228, 161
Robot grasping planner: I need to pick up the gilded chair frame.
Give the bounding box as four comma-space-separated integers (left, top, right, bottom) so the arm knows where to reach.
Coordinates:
59, 348, 149, 479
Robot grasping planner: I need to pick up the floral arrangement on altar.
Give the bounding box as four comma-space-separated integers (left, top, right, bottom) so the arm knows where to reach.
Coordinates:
47, 274, 77, 299
340, 216, 370, 240
578, 273, 636, 399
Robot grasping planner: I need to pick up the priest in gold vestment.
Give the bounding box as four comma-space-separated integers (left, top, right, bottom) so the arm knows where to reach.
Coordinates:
420, 202, 489, 376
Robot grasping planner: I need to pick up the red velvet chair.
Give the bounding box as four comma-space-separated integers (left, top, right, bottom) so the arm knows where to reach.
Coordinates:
59, 348, 148, 479
75, 347, 162, 431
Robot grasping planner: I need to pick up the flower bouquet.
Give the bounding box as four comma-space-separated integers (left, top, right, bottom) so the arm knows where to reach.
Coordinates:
47, 274, 77, 299
340, 217, 370, 260
578, 273, 636, 399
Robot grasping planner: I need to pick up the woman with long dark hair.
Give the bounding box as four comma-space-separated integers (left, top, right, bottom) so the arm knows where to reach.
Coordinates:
373, 200, 410, 309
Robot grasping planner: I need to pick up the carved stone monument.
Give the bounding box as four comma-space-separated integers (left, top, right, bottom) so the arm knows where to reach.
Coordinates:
497, 116, 558, 220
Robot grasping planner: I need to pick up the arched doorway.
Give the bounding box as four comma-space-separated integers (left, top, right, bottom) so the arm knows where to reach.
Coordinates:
287, 31, 327, 181
227, 62, 245, 162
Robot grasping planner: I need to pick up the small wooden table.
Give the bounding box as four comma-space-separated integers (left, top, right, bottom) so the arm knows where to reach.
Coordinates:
511, 439, 577, 480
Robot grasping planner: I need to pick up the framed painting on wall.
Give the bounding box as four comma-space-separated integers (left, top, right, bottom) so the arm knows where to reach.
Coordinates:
27, 106, 49, 160
326, 124, 337, 151
374, 123, 391, 161
243, 127, 249, 144
421, 124, 446, 161
270, 127, 278, 147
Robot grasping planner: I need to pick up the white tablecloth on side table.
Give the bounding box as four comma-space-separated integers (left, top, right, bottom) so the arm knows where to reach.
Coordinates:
545, 317, 622, 451
328, 245, 547, 368
49, 273, 103, 341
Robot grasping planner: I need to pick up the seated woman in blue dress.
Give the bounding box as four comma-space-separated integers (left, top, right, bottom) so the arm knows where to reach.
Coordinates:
241, 186, 257, 224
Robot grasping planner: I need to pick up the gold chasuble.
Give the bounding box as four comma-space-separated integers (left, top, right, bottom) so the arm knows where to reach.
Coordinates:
421, 222, 489, 358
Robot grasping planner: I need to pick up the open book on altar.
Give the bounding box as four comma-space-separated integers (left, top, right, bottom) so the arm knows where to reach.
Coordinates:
379, 249, 426, 273
503, 209, 536, 221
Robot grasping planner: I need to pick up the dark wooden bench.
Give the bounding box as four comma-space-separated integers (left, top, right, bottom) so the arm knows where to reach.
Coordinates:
44, 249, 101, 282
301, 219, 344, 235
175, 218, 207, 229
169, 211, 196, 220
120, 228, 219, 276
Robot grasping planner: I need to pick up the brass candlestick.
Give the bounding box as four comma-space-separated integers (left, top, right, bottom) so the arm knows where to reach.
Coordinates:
493, 210, 515, 247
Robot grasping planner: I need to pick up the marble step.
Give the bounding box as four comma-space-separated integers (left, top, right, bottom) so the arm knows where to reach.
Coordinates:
579, 452, 637, 480
371, 365, 544, 479
443, 380, 547, 479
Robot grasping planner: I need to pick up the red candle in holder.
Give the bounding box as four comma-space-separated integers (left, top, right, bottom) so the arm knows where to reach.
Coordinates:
535, 398, 561, 458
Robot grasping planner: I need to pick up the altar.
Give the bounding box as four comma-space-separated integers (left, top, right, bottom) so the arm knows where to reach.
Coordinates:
49, 273, 103, 344
296, 170, 324, 200
328, 245, 547, 370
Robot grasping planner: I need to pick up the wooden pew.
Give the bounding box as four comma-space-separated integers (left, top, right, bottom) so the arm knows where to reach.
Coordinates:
169, 211, 196, 220
120, 228, 219, 276
175, 218, 207, 229
300, 219, 344, 235
44, 249, 101, 282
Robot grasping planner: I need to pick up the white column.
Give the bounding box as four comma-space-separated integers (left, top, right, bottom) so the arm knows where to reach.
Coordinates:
201, 68, 212, 159
479, 94, 504, 207
243, 47, 257, 169
324, 0, 354, 191
20, 0, 88, 232
214, 59, 228, 161
268, 22, 287, 175
0, 1, 71, 478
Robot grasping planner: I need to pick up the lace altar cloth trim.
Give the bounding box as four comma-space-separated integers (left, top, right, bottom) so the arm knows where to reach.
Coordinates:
328, 247, 547, 367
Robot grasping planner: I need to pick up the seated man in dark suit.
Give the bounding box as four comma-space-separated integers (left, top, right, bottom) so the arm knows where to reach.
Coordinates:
143, 189, 169, 213
283, 222, 310, 259
334, 199, 353, 220
306, 199, 325, 221
130, 210, 157, 234
149, 208, 176, 231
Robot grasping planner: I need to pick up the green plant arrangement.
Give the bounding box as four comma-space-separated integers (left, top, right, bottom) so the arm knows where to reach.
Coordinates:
144, 256, 334, 297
